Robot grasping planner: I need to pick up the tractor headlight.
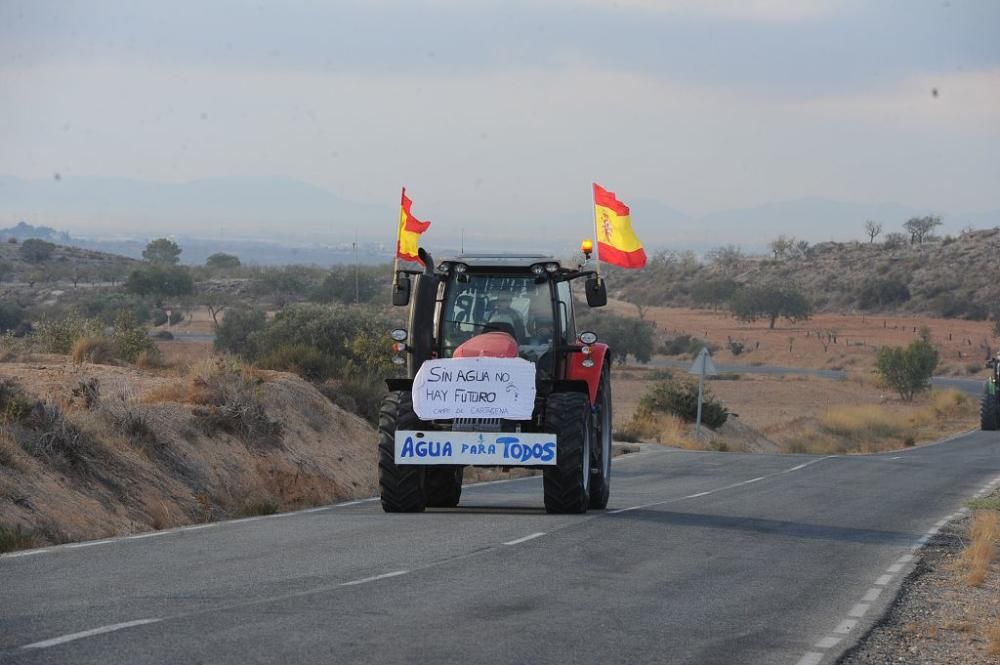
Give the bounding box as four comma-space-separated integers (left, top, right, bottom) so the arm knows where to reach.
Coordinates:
453, 263, 468, 274
580, 331, 598, 344
544, 262, 558, 273
531, 264, 545, 275
390, 328, 408, 342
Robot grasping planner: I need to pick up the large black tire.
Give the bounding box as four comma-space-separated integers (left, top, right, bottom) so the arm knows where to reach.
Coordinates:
377, 391, 426, 512
982, 389, 999, 431
543, 392, 592, 514
425, 467, 463, 508
589, 365, 612, 510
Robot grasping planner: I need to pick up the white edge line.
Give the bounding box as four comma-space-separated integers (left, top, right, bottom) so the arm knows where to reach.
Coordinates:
503, 532, 546, 546
21, 619, 162, 650
834, 619, 858, 634
815, 636, 841, 649
795, 652, 824, 665
340, 570, 408, 587
874, 574, 892, 586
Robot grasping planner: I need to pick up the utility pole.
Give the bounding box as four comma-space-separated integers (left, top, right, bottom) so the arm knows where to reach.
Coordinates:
353, 229, 359, 304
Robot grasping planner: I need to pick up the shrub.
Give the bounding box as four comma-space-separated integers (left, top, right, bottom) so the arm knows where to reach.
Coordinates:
151, 309, 169, 326
875, 338, 939, 401
259, 344, 337, 382
215, 307, 267, 357
111, 311, 156, 362
857, 278, 911, 310
77, 293, 153, 326
727, 340, 745, 356
34, 315, 104, 354
318, 376, 387, 425
168, 310, 184, 325
0, 525, 36, 553
190, 362, 282, 446
19, 238, 55, 262
731, 284, 812, 329
0, 303, 25, 333
575, 309, 654, 365
636, 378, 729, 428
124, 265, 194, 298
71, 337, 116, 364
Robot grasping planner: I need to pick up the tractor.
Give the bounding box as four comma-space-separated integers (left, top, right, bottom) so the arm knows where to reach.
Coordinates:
377, 246, 613, 513
983, 356, 999, 431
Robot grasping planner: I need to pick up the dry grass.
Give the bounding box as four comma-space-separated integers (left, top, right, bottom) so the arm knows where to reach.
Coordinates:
818, 405, 909, 441
71, 336, 115, 365
959, 510, 1000, 586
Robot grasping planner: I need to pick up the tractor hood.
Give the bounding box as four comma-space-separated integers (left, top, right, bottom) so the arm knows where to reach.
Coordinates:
453, 332, 519, 359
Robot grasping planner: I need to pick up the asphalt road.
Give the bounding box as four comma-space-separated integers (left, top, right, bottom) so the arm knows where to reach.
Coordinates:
650, 358, 986, 396
2, 433, 999, 665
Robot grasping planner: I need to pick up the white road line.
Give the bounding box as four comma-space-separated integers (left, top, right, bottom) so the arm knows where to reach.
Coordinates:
886, 563, 903, 574
503, 532, 546, 546
847, 603, 870, 618
64, 539, 116, 549
21, 619, 161, 650
874, 574, 892, 586
862, 587, 882, 602
609, 457, 833, 514
897, 554, 913, 564
815, 636, 841, 649
795, 652, 824, 665
833, 619, 858, 634
339, 570, 408, 587
2, 548, 52, 558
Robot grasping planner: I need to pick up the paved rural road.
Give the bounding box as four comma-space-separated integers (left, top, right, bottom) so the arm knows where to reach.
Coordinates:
3, 434, 999, 665
649, 358, 986, 396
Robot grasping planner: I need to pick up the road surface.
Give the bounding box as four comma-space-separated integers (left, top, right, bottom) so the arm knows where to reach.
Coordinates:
2, 433, 998, 665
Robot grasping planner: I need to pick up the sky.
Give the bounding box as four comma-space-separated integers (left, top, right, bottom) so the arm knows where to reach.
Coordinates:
1, 0, 998, 245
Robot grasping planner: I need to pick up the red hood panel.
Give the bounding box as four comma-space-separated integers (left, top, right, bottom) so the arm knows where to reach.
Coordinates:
453, 332, 519, 358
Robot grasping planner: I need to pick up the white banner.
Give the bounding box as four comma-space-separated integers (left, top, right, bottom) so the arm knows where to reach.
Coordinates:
395, 430, 557, 465
412, 357, 537, 420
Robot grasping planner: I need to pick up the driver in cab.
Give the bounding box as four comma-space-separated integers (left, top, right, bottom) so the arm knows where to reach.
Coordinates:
488, 292, 525, 340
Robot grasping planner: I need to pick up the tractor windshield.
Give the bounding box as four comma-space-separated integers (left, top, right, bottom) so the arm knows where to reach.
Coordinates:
438, 274, 555, 371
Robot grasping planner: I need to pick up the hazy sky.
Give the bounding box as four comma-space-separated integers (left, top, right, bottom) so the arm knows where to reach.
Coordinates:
1, 0, 998, 241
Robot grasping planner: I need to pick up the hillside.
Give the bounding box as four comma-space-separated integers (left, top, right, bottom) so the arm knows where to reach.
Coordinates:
616, 228, 1000, 320
0, 359, 377, 547
0, 236, 140, 285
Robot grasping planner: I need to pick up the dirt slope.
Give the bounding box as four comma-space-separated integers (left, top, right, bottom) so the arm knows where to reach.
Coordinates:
0, 360, 376, 546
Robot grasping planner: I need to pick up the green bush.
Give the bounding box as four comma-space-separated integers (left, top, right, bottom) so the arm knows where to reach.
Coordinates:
0, 303, 25, 333
215, 307, 267, 358
77, 293, 153, 326
111, 311, 156, 363
857, 278, 911, 310
34, 315, 104, 354
637, 378, 729, 428
258, 344, 337, 381
576, 309, 654, 365
875, 338, 939, 401
124, 265, 194, 298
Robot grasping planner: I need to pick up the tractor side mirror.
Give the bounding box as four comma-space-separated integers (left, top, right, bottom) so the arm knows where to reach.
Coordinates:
585, 275, 607, 308
392, 274, 411, 307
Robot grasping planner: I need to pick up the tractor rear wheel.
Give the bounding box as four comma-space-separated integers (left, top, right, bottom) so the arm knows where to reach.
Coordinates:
543, 392, 591, 514
425, 467, 463, 507
982, 390, 999, 431
589, 365, 612, 510
377, 391, 426, 512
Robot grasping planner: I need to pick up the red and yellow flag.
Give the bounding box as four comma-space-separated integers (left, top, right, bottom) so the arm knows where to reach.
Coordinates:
397, 187, 431, 262
593, 183, 646, 269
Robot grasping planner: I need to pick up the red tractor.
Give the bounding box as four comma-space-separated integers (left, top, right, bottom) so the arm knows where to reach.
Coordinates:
378, 247, 613, 514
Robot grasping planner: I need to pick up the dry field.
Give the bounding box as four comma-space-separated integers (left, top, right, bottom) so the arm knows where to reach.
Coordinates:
612, 368, 980, 455
608, 301, 995, 375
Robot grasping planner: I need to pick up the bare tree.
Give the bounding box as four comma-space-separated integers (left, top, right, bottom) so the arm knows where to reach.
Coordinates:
864, 220, 883, 244
903, 216, 942, 244
769, 235, 796, 260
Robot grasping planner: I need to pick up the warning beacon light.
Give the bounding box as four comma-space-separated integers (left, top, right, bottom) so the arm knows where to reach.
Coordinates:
581, 238, 593, 260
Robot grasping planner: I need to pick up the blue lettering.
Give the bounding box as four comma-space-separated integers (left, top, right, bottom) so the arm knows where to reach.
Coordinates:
443, 442, 452, 457
461, 443, 470, 454
401, 437, 415, 458
540, 442, 556, 462
497, 436, 518, 459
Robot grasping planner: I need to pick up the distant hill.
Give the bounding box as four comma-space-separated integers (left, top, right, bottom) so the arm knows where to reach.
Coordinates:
0, 236, 141, 285
615, 228, 1000, 321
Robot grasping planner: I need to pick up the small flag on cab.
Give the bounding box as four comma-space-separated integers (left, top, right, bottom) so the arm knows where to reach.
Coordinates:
592, 183, 646, 269
396, 187, 431, 265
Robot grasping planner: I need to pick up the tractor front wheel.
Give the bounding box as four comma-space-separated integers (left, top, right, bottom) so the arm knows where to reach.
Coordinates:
589, 365, 613, 510
425, 467, 463, 507
982, 389, 999, 431
543, 392, 592, 514
377, 391, 426, 512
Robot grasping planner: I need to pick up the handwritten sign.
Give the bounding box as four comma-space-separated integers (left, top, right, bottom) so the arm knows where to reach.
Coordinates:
412, 357, 537, 420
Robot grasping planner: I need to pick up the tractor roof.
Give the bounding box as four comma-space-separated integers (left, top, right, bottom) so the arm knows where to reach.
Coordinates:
439, 253, 562, 270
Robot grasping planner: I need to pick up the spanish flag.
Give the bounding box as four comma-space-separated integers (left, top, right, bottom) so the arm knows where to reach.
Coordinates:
397, 187, 431, 263
593, 183, 646, 269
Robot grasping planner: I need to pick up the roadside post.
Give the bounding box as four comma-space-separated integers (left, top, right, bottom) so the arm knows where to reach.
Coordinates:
688, 347, 719, 437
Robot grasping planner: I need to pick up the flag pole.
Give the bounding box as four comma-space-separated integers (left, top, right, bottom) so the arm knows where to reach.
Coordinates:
591, 183, 602, 280
393, 187, 403, 288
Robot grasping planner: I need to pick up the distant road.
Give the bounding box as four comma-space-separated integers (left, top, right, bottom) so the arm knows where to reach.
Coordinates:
648, 358, 985, 396
3, 433, 999, 664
